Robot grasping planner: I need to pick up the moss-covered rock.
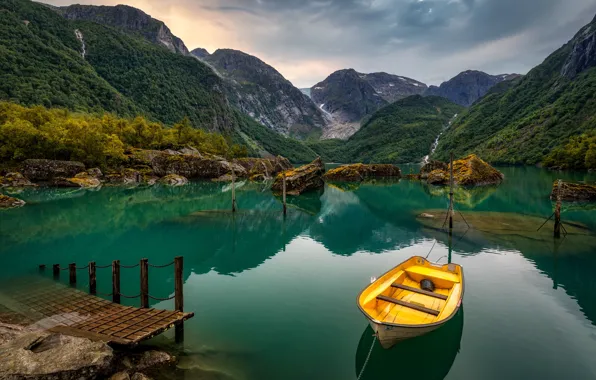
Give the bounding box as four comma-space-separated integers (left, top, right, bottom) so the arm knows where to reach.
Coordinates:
420, 160, 448, 179
323, 164, 401, 182
151, 154, 247, 179
235, 156, 292, 179
0, 194, 25, 209
22, 159, 85, 182
64, 172, 102, 188
423, 154, 503, 187
271, 157, 324, 195
0, 172, 36, 188
551, 181, 596, 202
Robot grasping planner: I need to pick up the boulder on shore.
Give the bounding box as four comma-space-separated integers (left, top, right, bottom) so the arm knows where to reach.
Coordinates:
0, 194, 26, 209
104, 169, 158, 186
61, 171, 103, 188
323, 163, 401, 182
151, 153, 247, 179
271, 157, 325, 195
0, 172, 37, 188
550, 181, 596, 202
158, 174, 189, 187
423, 154, 503, 186
235, 156, 292, 179
420, 160, 448, 180
0, 331, 113, 379
22, 159, 85, 181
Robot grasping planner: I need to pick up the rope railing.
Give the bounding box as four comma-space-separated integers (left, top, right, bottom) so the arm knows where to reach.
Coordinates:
39, 257, 184, 311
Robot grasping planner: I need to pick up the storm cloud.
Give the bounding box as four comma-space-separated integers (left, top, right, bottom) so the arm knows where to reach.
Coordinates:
44, 0, 596, 87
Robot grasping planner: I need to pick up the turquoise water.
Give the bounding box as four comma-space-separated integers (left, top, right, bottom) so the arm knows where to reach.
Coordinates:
1, 166, 596, 380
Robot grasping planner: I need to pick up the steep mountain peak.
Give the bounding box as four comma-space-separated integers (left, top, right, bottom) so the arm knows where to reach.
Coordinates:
190, 47, 210, 59
207, 49, 287, 83
561, 14, 596, 78
424, 70, 517, 106
358, 71, 427, 103
57, 4, 189, 55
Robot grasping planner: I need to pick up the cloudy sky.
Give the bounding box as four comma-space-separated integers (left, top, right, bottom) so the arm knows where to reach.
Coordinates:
44, 0, 596, 87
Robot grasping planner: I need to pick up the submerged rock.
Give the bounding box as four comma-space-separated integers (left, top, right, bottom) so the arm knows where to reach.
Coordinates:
0, 331, 113, 379
423, 154, 503, 186
0, 194, 25, 209
550, 181, 596, 202
323, 164, 401, 182
22, 159, 85, 181
158, 174, 189, 187
271, 157, 325, 195
0, 172, 37, 188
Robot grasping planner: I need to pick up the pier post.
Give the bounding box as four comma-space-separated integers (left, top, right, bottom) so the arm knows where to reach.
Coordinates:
140, 258, 149, 308
174, 256, 184, 343
449, 152, 454, 230
282, 172, 287, 216
112, 260, 121, 304
69, 263, 76, 286
89, 262, 96, 295
231, 166, 236, 213
53, 264, 60, 281
554, 179, 562, 238
39, 264, 45, 274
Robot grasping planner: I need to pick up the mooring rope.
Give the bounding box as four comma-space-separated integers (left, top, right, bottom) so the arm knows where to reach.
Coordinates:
95, 264, 112, 269
148, 294, 176, 301
120, 263, 140, 269
118, 292, 141, 299
424, 239, 438, 259
356, 335, 376, 380
148, 261, 174, 269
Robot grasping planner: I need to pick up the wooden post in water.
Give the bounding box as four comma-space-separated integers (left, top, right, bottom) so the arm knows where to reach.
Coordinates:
174, 256, 184, 343
449, 152, 455, 231
231, 166, 236, 213
554, 179, 562, 239
140, 258, 149, 308
282, 172, 287, 216
89, 262, 96, 295
69, 263, 76, 286
39, 264, 46, 274
53, 264, 60, 281
112, 260, 121, 304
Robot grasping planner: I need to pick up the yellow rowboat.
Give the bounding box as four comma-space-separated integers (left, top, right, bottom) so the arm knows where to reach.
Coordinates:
357, 256, 464, 349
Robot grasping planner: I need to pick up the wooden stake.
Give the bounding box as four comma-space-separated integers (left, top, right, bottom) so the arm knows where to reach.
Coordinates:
69, 263, 76, 286
39, 264, 46, 274
282, 172, 287, 215
554, 179, 562, 238
174, 256, 184, 343
449, 152, 454, 230
231, 166, 236, 213
89, 262, 96, 295
140, 258, 149, 308
53, 264, 60, 281
112, 260, 120, 304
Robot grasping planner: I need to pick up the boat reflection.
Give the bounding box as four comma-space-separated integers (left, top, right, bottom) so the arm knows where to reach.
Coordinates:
354, 307, 464, 380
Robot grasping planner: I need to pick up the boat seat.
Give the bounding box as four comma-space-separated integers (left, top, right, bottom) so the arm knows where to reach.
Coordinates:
391, 283, 448, 300
405, 266, 460, 288
376, 295, 439, 316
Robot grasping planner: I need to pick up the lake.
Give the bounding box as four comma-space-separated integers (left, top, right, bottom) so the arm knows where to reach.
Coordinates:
1, 166, 596, 380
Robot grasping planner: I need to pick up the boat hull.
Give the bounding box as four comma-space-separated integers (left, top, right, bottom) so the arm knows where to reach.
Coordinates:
368, 318, 447, 349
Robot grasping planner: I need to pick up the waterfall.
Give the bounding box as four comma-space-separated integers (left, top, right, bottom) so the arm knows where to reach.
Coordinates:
75, 29, 86, 59
422, 114, 458, 164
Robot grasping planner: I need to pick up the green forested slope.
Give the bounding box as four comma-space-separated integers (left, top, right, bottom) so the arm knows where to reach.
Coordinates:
434, 16, 596, 169
308, 96, 463, 163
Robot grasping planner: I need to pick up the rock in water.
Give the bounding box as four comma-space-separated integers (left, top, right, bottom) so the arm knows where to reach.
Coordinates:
22, 159, 85, 182
420, 160, 448, 180
158, 174, 189, 187
0, 172, 37, 188
423, 154, 503, 186
61, 171, 103, 188
235, 156, 292, 179
551, 181, 596, 202
0, 332, 113, 379
323, 164, 401, 181
0, 194, 26, 209
151, 154, 247, 179
271, 157, 325, 195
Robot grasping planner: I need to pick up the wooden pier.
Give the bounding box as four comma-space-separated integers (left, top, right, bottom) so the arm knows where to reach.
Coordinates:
0, 257, 193, 346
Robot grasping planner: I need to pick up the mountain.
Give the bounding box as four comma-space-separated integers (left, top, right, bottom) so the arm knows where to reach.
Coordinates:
0, 0, 317, 162
193, 48, 327, 139
307, 95, 463, 163
190, 47, 210, 59
433, 14, 596, 169
57, 4, 190, 55
359, 72, 427, 103
424, 70, 521, 107
300, 88, 311, 98
311, 69, 387, 139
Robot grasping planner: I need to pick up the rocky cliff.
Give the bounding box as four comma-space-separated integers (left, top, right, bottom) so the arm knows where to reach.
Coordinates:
195, 48, 328, 138
58, 4, 190, 55
561, 18, 596, 78
424, 70, 521, 107
359, 72, 427, 103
